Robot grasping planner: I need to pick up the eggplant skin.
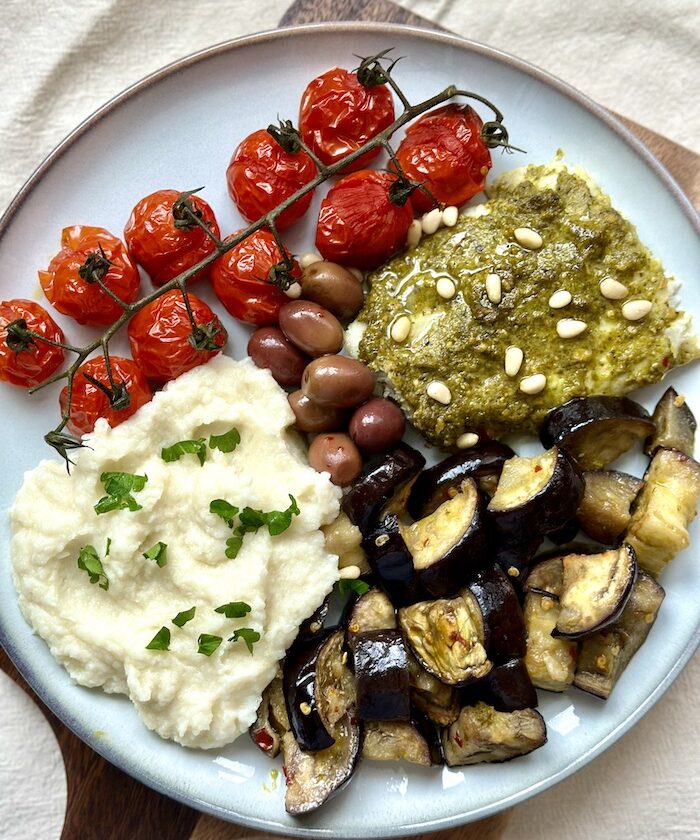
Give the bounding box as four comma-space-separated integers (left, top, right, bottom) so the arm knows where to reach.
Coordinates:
540, 395, 654, 470
363, 514, 427, 606
282, 719, 361, 815
441, 703, 547, 766
353, 630, 411, 722
342, 443, 426, 534
461, 659, 538, 713
407, 442, 515, 520
467, 565, 526, 663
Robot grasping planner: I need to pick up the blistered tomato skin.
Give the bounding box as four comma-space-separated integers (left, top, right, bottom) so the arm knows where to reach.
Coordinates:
60, 355, 153, 436
0, 299, 66, 388
124, 189, 220, 287
394, 104, 492, 213
39, 225, 140, 327
299, 68, 395, 171
315, 170, 414, 270
127, 290, 227, 386
227, 130, 317, 230
211, 229, 300, 326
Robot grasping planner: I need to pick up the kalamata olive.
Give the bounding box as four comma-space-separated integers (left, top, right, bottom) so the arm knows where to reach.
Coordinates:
302, 355, 375, 408
247, 327, 310, 387
349, 398, 406, 453
288, 390, 347, 433
300, 261, 365, 320
308, 433, 363, 486
279, 300, 344, 357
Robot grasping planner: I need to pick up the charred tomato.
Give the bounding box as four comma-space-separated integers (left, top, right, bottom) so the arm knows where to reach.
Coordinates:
0, 299, 65, 388
39, 225, 140, 327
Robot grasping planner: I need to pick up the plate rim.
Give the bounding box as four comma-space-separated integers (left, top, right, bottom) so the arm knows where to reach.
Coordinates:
0, 21, 699, 838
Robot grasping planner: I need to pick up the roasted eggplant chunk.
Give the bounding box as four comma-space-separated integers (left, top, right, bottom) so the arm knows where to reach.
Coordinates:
354, 630, 410, 722
363, 514, 427, 606
399, 589, 491, 686
346, 586, 396, 655
467, 565, 526, 663
282, 719, 361, 815
540, 395, 654, 470
554, 544, 637, 639
523, 588, 577, 692
407, 442, 515, 519
362, 720, 433, 766
487, 447, 583, 580
461, 659, 538, 713
250, 674, 288, 758
645, 387, 696, 457
441, 702, 546, 766
297, 598, 331, 643
407, 651, 461, 726
574, 572, 665, 699
524, 555, 564, 598
342, 443, 426, 534
624, 447, 700, 576
283, 629, 354, 752
576, 470, 644, 545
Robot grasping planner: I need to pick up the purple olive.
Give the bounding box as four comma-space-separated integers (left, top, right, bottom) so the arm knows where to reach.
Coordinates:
302, 356, 375, 408
288, 390, 347, 433
247, 327, 310, 387
300, 261, 365, 320
349, 398, 406, 453
279, 300, 344, 358
308, 433, 363, 486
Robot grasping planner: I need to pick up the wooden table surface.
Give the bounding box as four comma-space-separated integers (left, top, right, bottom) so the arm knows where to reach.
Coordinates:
2, 1, 698, 839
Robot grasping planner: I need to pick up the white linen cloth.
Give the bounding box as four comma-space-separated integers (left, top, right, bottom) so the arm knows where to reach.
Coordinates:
0, 1, 698, 838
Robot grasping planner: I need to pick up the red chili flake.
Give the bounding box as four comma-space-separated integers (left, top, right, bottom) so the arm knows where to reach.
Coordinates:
662, 356, 669, 368
534, 465, 543, 473
254, 729, 274, 751
282, 764, 291, 783
454, 733, 464, 748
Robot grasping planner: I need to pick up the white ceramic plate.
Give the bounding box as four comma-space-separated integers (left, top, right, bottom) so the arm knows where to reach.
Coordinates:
1, 22, 698, 838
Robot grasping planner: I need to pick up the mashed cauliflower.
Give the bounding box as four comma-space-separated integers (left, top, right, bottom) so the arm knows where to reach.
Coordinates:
11, 355, 341, 749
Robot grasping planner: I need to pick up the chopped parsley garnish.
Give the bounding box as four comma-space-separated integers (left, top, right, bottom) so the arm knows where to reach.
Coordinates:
94, 471, 148, 515
225, 534, 244, 559
77, 545, 109, 590
215, 601, 252, 619
143, 541, 168, 567
228, 627, 261, 654
105, 537, 112, 556
337, 579, 371, 597
197, 633, 223, 656
161, 438, 207, 466
172, 606, 196, 628
266, 495, 300, 536
210, 499, 239, 528
209, 426, 241, 454
238, 506, 267, 531
146, 626, 171, 651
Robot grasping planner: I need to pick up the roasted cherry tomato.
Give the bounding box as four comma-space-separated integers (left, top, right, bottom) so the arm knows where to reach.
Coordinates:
60, 355, 152, 436
127, 290, 227, 385
315, 170, 413, 270
124, 189, 220, 287
299, 67, 395, 171
211, 229, 300, 326
0, 299, 65, 387
394, 104, 492, 213
39, 225, 140, 327
227, 129, 317, 230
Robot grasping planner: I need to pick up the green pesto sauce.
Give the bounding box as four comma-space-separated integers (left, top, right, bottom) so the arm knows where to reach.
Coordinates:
357, 163, 698, 446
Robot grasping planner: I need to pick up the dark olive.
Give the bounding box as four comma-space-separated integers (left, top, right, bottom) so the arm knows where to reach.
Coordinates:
349, 398, 406, 453
300, 261, 365, 320
302, 356, 375, 409
288, 390, 347, 433
308, 433, 363, 486
279, 301, 344, 358
247, 327, 310, 387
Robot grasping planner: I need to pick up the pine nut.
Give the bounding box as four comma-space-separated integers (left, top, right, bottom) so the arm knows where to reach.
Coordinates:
341, 651, 348, 665
436, 277, 456, 299
504, 345, 524, 377
548, 289, 572, 309
556, 318, 588, 338
485, 273, 502, 304
299, 252, 322, 268
285, 282, 302, 299
338, 564, 361, 580
456, 432, 479, 449
514, 227, 543, 250
427, 380, 452, 404
442, 206, 459, 227
622, 299, 652, 321
390, 315, 411, 343
299, 702, 312, 716
599, 277, 628, 300
421, 208, 442, 235
407, 219, 422, 248
519, 373, 547, 395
